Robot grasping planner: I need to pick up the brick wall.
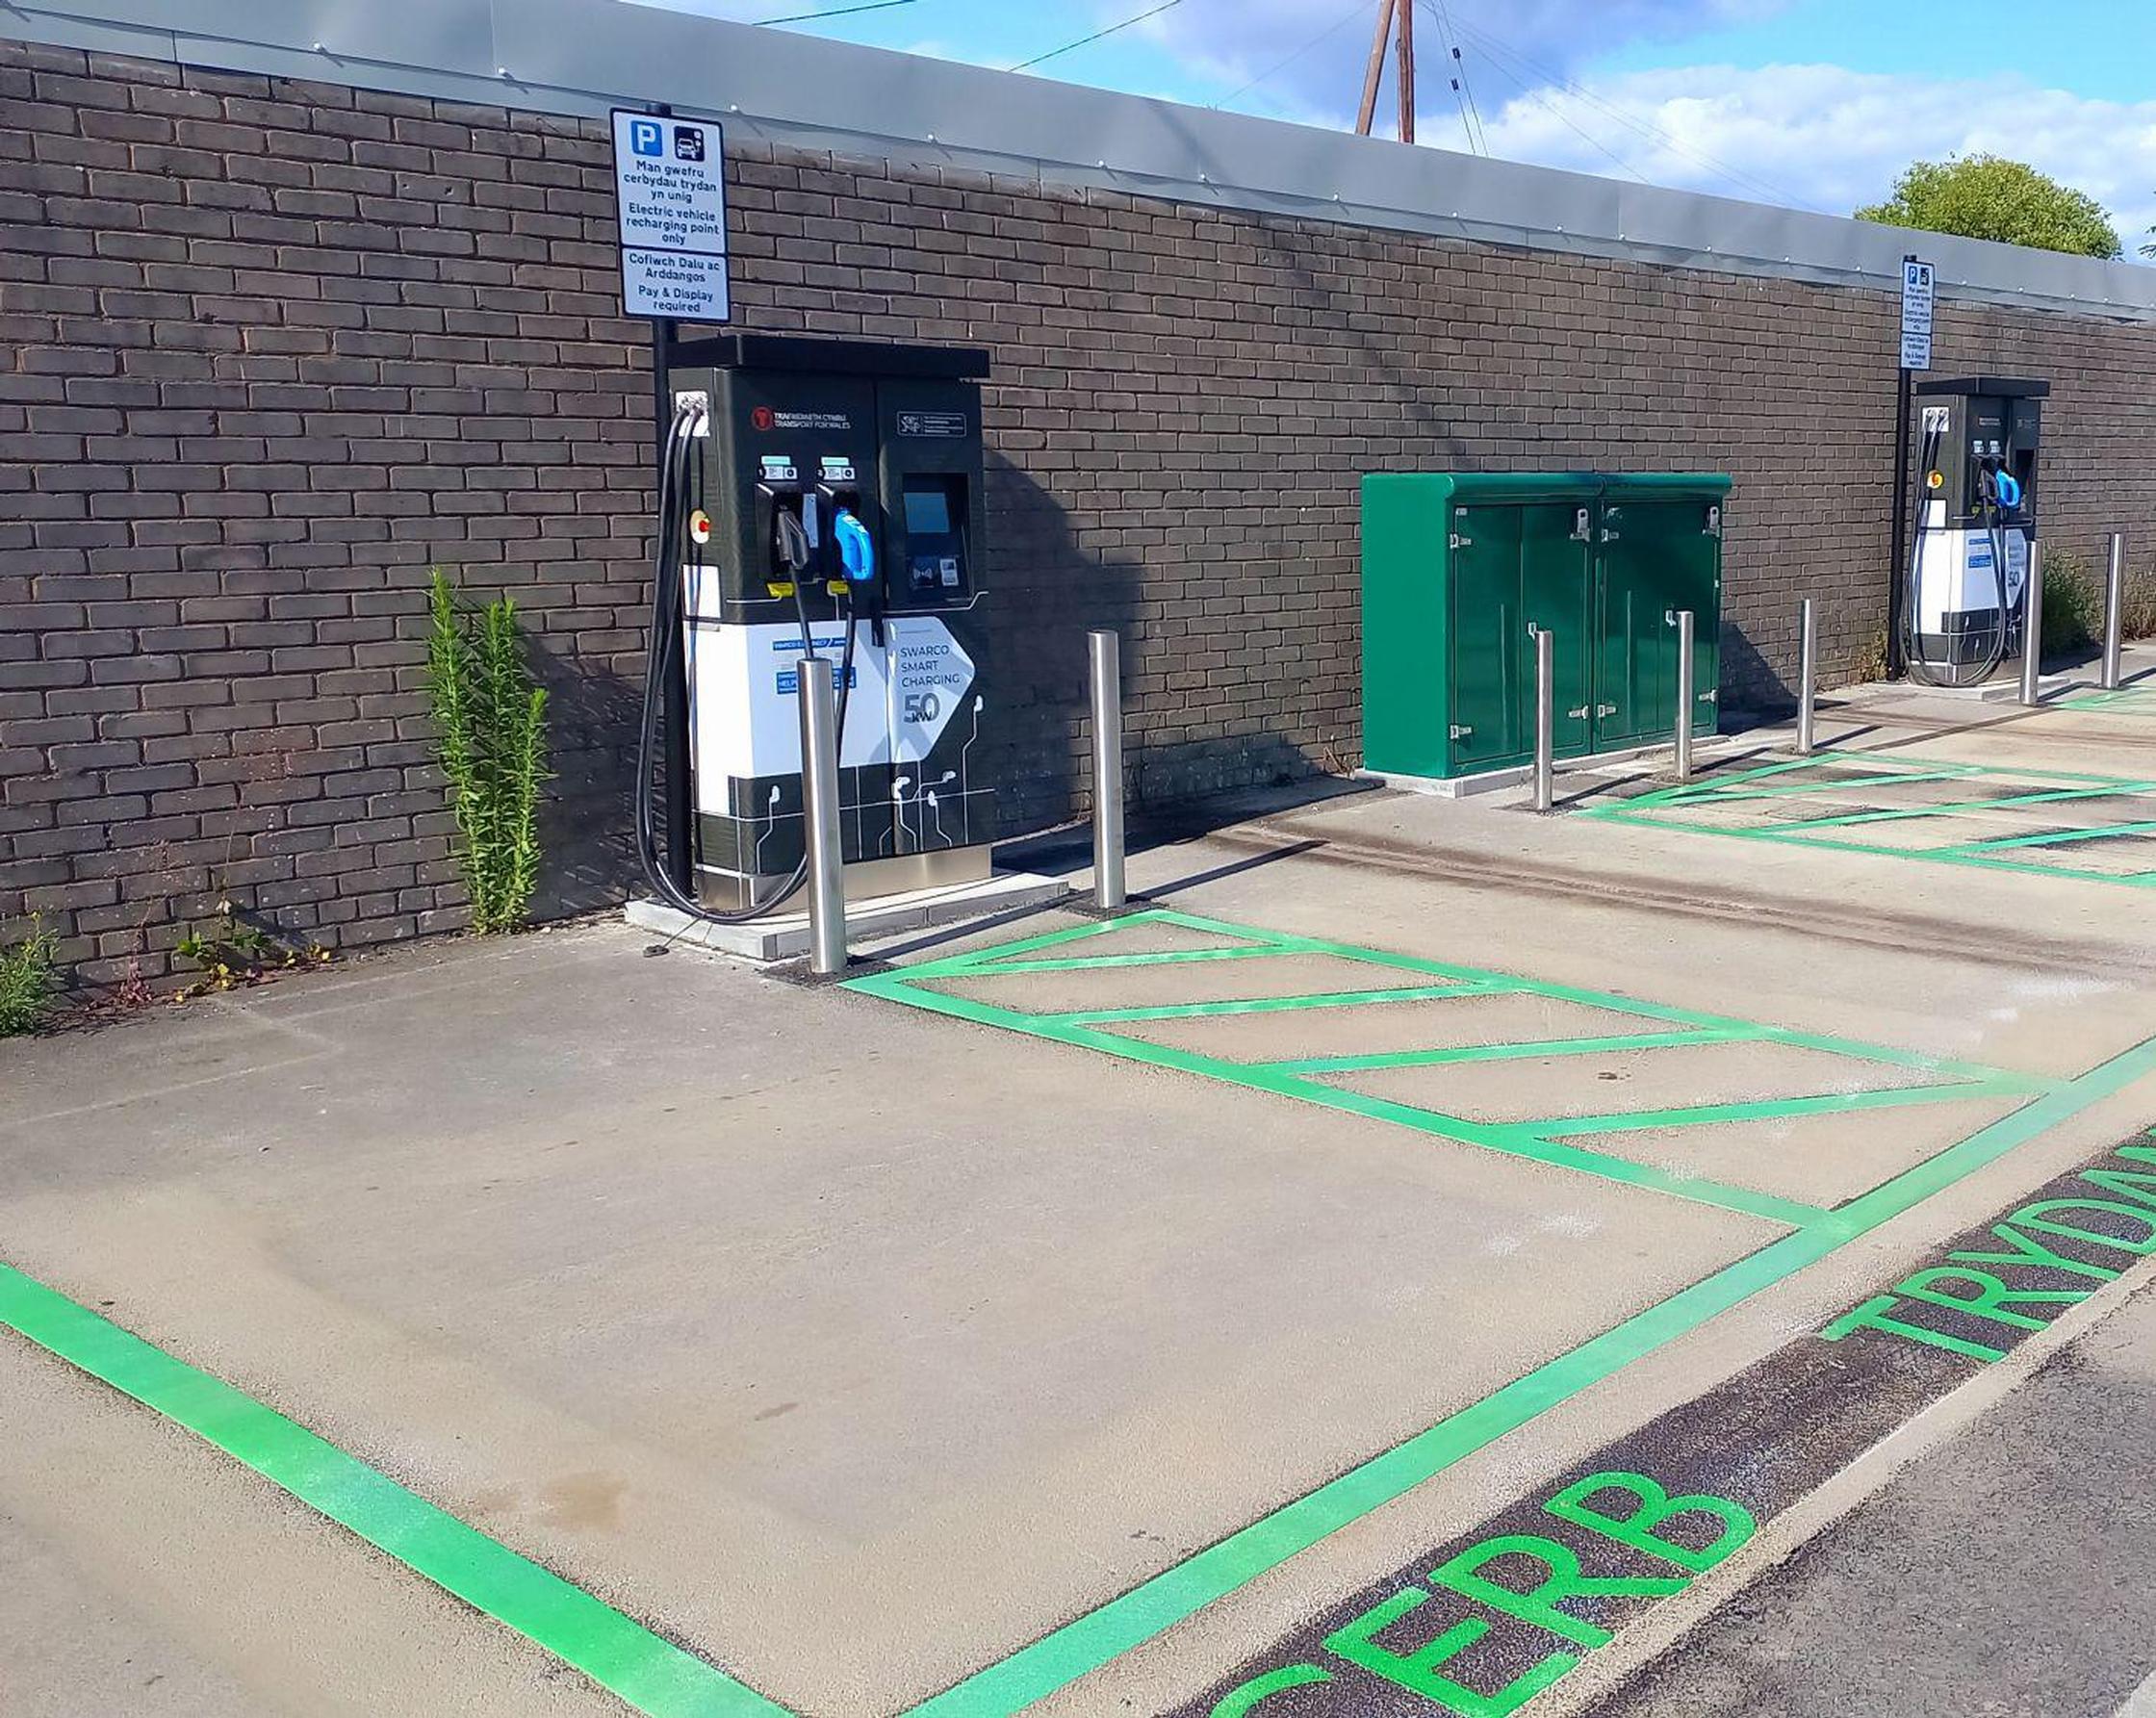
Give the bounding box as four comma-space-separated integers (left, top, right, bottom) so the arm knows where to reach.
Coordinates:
5, 38, 2155, 988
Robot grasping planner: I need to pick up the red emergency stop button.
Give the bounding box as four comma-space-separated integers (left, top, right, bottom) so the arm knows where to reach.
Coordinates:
688, 508, 712, 545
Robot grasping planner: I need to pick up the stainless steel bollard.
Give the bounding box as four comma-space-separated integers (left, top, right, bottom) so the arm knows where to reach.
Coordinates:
2104, 532, 2127, 691
1531, 626, 1555, 812
1672, 608, 1695, 782
2020, 538, 2044, 706
1796, 598, 1817, 757
796, 654, 848, 975
1088, 628, 1126, 910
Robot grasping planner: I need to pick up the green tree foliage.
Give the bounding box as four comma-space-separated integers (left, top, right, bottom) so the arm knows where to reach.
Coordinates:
425, 570, 552, 934
1857, 154, 2122, 259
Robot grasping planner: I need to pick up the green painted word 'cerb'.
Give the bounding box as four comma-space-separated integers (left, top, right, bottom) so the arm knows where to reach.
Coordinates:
1212, 1472, 1754, 1716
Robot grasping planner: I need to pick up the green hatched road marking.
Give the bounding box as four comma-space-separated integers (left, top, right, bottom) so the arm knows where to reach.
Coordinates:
876, 986, 2156, 1718
854, 963, 1821, 1225
1585, 750, 2156, 885
0, 1263, 789, 1718
1590, 805, 2156, 887
6, 904, 2139, 1718
1265, 1027, 1756, 1073
2065, 684, 2156, 711
953, 945, 1285, 974
1036, 984, 1498, 1026
913, 909, 2027, 1083
857, 903, 2062, 1229
1934, 817, 2156, 857
1545, 1076, 2042, 1138
1618, 750, 1982, 811
1754, 782, 2156, 837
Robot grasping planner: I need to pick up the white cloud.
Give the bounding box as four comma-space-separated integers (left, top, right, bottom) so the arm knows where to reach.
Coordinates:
1473, 64, 2156, 246
624, 0, 2156, 253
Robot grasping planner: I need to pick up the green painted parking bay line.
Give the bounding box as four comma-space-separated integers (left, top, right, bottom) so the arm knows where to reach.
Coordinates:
1753, 781, 2156, 837
1933, 816, 2156, 856
959, 945, 1288, 974
1545, 1075, 2042, 1139
1029, 983, 1504, 1026
853, 967, 1823, 1225
9, 905, 2140, 1718
0, 1263, 790, 1718
1614, 753, 1979, 810
1582, 805, 2156, 887
1264, 1026, 1757, 1074
1658, 766, 1984, 809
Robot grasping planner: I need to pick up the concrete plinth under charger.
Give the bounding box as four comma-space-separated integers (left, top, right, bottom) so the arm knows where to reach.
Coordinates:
625, 870, 1071, 962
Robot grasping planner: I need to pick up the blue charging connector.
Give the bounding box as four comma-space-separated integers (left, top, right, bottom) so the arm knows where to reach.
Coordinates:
834, 509, 876, 583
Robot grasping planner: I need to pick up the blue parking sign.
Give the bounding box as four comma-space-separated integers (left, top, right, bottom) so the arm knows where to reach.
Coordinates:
629, 118, 663, 157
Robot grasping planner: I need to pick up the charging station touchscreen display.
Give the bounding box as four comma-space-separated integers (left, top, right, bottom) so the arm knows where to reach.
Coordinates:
902, 475, 966, 598
905, 488, 952, 537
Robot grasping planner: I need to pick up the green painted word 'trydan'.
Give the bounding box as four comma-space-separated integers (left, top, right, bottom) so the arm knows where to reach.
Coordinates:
6, 909, 2156, 1718
1582, 748, 2156, 887
1824, 1141, 2156, 1363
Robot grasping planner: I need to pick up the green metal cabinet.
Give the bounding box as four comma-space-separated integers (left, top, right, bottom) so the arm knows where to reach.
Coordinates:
1362, 473, 1728, 780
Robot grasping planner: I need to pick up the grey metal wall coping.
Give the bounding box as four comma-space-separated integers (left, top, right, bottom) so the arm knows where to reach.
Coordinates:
10, 0, 2156, 324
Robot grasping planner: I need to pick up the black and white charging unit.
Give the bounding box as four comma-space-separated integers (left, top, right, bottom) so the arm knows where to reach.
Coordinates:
1902, 375, 2047, 689
635, 334, 999, 923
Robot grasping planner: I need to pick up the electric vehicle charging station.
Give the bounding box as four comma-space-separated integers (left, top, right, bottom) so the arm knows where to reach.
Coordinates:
1903, 375, 2047, 689
636, 333, 1007, 929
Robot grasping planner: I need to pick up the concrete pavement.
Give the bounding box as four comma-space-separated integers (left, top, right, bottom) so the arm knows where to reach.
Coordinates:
5, 659, 2156, 1716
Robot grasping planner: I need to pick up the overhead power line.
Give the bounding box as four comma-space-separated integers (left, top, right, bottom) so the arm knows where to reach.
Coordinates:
1463, 42, 1650, 186
1433, 7, 1820, 211
756, 0, 925, 25
1429, 0, 1486, 154
1213, 0, 1371, 113
1013, 0, 1187, 73
1422, 0, 1483, 155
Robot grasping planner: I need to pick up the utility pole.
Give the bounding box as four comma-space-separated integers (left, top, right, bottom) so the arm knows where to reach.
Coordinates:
1355, 0, 1396, 137
1395, 0, 1415, 143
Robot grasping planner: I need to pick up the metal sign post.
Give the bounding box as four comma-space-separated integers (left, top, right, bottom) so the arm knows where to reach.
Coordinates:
1531, 626, 1555, 812
1797, 598, 1817, 757
797, 655, 848, 975
2105, 532, 2127, 691
1089, 629, 1127, 910
616, 103, 729, 895
2021, 550, 2046, 706
1671, 609, 1695, 782
1886, 255, 1933, 679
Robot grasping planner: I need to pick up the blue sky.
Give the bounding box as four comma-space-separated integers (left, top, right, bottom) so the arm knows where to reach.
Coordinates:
649, 0, 2156, 249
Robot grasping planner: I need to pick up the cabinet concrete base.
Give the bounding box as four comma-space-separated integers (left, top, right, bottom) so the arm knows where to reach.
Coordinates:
1359, 732, 1743, 800
626, 871, 1072, 962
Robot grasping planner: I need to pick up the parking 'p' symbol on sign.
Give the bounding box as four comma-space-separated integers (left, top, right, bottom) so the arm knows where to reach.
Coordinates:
629, 118, 663, 157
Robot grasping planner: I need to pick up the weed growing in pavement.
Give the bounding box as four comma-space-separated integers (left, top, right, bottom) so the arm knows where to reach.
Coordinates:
0, 916, 59, 1038
1851, 628, 1890, 683
425, 568, 551, 933
173, 899, 330, 999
